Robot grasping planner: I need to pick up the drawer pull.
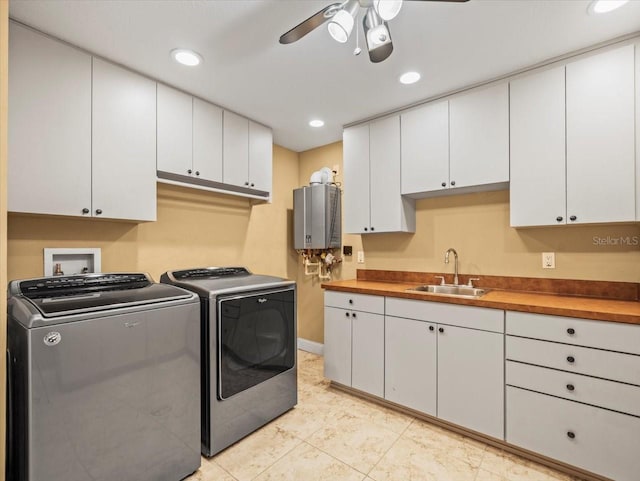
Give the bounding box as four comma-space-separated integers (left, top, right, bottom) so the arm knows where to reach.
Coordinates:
567, 356, 575, 363
348, 299, 353, 304
567, 431, 576, 439
566, 384, 575, 391
567, 328, 575, 335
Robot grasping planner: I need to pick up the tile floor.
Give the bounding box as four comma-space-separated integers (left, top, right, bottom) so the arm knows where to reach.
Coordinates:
186, 350, 584, 481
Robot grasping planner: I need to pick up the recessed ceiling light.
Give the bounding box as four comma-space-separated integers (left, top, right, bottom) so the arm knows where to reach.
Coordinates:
587, 0, 629, 14
309, 119, 325, 128
171, 48, 203, 66
399, 71, 421, 85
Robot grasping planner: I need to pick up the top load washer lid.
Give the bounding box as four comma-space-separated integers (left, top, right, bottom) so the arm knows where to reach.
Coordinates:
160, 267, 295, 297
10, 273, 194, 318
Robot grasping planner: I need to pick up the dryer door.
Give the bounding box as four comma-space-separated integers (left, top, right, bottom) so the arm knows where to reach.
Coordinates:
217, 287, 295, 400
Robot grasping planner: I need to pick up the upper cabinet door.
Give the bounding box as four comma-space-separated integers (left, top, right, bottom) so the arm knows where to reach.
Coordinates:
92, 58, 157, 221
401, 101, 450, 194
8, 23, 92, 217
193, 98, 223, 183
248, 121, 273, 193
449, 83, 509, 189
510, 66, 566, 227
370, 116, 409, 232
222, 111, 250, 187
157, 84, 192, 176
566, 45, 635, 224
343, 124, 371, 234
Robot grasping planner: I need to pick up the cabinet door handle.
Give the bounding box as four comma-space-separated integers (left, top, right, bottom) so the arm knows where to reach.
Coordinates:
82, 208, 90, 214
195, 171, 200, 176
441, 182, 446, 187
352, 313, 357, 319
438, 327, 444, 333
188, 169, 192, 174
429, 325, 435, 331
95, 209, 103, 215
364, 227, 368, 232
370, 227, 375, 232
566, 384, 575, 391
450, 181, 456, 186
569, 215, 577, 221
250, 183, 255, 187
567, 356, 575, 363
556, 216, 563, 222
245, 181, 249, 186
567, 328, 575, 335
567, 431, 576, 439
345, 312, 350, 318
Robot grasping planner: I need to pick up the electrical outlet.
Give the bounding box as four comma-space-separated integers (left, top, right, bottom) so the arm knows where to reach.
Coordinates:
542, 252, 555, 269
357, 251, 365, 264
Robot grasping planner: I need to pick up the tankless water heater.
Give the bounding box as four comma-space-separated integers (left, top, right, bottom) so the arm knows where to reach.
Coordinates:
293, 184, 341, 250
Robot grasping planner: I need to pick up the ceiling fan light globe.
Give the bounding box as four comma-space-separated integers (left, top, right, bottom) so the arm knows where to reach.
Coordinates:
328, 9, 354, 43
374, 0, 402, 21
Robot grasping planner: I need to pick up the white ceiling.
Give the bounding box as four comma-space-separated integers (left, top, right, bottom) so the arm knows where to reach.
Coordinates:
8, 0, 640, 152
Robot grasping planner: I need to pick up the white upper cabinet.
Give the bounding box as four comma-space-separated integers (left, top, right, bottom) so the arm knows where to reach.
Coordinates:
510, 66, 566, 227
157, 84, 193, 176
566, 44, 635, 224
343, 123, 371, 233
8, 23, 92, 217
92, 58, 157, 221
344, 117, 415, 234
193, 98, 223, 183
222, 111, 250, 188
400, 100, 449, 195
248, 121, 273, 193
449, 83, 509, 189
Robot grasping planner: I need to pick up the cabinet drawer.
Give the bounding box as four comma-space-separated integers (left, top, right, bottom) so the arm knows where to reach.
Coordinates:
385, 297, 503, 333
507, 386, 640, 481
506, 336, 640, 386
324, 291, 384, 314
506, 361, 640, 417
506, 311, 640, 355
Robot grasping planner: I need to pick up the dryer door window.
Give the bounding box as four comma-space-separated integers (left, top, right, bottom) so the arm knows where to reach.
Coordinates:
217, 288, 295, 400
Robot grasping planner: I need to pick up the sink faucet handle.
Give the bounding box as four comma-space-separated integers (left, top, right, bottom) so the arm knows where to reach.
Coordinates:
434, 276, 446, 286
467, 277, 480, 287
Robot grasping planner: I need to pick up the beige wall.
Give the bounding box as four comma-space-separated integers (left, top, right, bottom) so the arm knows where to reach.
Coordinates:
1, 0, 9, 477
8, 145, 299, 282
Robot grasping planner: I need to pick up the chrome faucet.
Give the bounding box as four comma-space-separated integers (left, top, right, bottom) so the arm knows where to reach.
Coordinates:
444, 248, 459, 285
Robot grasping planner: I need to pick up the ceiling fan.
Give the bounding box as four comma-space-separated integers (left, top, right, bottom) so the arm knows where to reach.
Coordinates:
279, 0, 469, 63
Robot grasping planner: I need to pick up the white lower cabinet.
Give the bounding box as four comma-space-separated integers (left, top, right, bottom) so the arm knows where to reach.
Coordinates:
351, 312, 384, 397
385, 316, 437, 415
506, 311, 640, 480
323, 293, 384, 397
437, 325, 504, 439
324, 307, 352, 386
507, 387, 640, 481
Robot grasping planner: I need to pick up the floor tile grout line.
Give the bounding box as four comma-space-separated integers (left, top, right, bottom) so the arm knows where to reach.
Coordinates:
243, 435, 305, 481
364, 417, 414, 478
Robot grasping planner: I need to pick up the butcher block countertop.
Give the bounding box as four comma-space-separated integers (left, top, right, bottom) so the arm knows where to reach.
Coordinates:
322, 270, 640, 325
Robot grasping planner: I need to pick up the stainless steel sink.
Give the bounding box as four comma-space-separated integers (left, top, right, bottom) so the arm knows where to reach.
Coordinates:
406, 284, 489, 298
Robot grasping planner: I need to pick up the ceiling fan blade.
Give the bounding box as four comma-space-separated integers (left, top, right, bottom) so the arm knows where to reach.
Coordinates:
279, 3, 343, 44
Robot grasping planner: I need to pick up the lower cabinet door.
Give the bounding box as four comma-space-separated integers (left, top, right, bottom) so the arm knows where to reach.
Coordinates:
507, 386, 640, 481
323, 307, 352, 386
437, 325, 504, 439
351, 311, 385, 397
385, 316, 436, 415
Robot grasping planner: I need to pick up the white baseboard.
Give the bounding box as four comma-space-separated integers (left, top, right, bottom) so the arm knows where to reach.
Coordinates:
297, 338, 324, 355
